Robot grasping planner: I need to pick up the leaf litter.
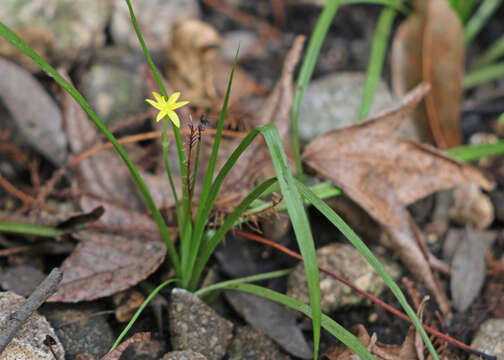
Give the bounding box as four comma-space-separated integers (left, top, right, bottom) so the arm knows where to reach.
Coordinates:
303, 83, 494, 316
49, 70, 168, 302
391, 0, 464, 148
0, 7, 500, 359
322, 297, 430, 360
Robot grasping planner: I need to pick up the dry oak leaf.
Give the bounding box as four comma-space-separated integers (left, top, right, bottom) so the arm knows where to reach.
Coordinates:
391, 0, 464, 148
48, 230, 166, 302
303, 83, 494, 316
322, 324, 418, 360
323, 298, 430, 359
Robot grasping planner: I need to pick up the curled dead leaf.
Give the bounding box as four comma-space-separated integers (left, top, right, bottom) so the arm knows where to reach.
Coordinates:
303, 83, 494, 316
322, 324, 418, 360
392, 0, 464, 148
48, 230, 166, 302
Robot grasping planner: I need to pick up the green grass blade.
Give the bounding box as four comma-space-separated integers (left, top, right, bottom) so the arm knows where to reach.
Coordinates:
195, 269, 294, 296
123, 0, 190, 240
245, 180, 341, 216
471, 33, 504, 69
464, 61, 504, 89
0, 21, 181, 276
464, 0, 503, 45
292, 1, 341, 176
162, 119, 182, 227
341, 0, 409, 14
445, 141, 504, 162
184, 128, 261, 288
295, 180, 439, 360
448, 0, 479, 22
109, 278, 178, 352
358, 6, 397, 120
186, 49, 239, 284
0, 222, 63, 237
259, 124, 322, 359
206, 283, 376, 360
188, 177, 278, 290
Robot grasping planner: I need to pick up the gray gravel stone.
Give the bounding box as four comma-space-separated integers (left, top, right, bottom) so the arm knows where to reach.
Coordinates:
228, 326, 290, 360
0, 291, 65, 360
161, 350, 208, 360
298, 72, 394, 144
111, 0, 200, 52
81, 47, 149, 126
0, 0, 110, 72
287, 243, 401, 313
470, 318, 504, 360
169, 288, 233, 360
42, 302, 114, 360
0, 265, 46, 297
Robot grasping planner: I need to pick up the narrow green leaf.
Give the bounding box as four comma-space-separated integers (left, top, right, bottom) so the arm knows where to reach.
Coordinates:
206, 283, 376, 360
464, 61, 504, 89
186, 48, 240, 285
258, 124, 322, 359
244, 180, 341, 216
0, 222, 63, 237
190, 124, 324, 359
195, 269, 294, 296
445, 141, 504, 162
0, 21, 181, 276
109, 279, 178, 352
448, 0, 479, 22
123, 0, 190, 262
312, 0, 409, 14
471, 33, 504, 69
358, 6, 396, 120
189, 178, 278, 290
292, 1, 341, 176
464, 0, 503, 45
162, 119, 182, 229
295, 180, 439, 360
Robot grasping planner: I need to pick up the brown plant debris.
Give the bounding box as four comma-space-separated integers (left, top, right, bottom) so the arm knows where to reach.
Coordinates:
302, 83, 494, 316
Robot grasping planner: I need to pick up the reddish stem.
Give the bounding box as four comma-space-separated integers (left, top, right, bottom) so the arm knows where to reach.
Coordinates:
231, 229, 496, 360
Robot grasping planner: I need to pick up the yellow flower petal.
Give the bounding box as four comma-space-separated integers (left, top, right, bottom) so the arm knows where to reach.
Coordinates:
146, 98, 163, 110
168, 92, 181, 106
168, 111, 180, 128
156, 109, 168, 122
152, 91, 164, 103
171, 100, 190, 111
146, 90, 188, 127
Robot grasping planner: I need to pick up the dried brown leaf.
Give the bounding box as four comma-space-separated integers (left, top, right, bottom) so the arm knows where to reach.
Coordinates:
391, 0, 464, 148
101, 332, 150, 360
302, 83, 494, 316
48, 230, 166, 302
166, 19, 263, 108
322, 324, 418, 360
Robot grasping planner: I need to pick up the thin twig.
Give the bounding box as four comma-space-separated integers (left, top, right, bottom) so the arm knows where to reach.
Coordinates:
0, 268, 63, 353
232, 229, 497, 360
68, 128, 247, 168
29, 167, 67, 215
0, 173, 56, 213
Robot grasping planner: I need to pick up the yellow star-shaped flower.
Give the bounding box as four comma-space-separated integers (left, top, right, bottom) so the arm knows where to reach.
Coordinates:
146, 91, 189, 128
